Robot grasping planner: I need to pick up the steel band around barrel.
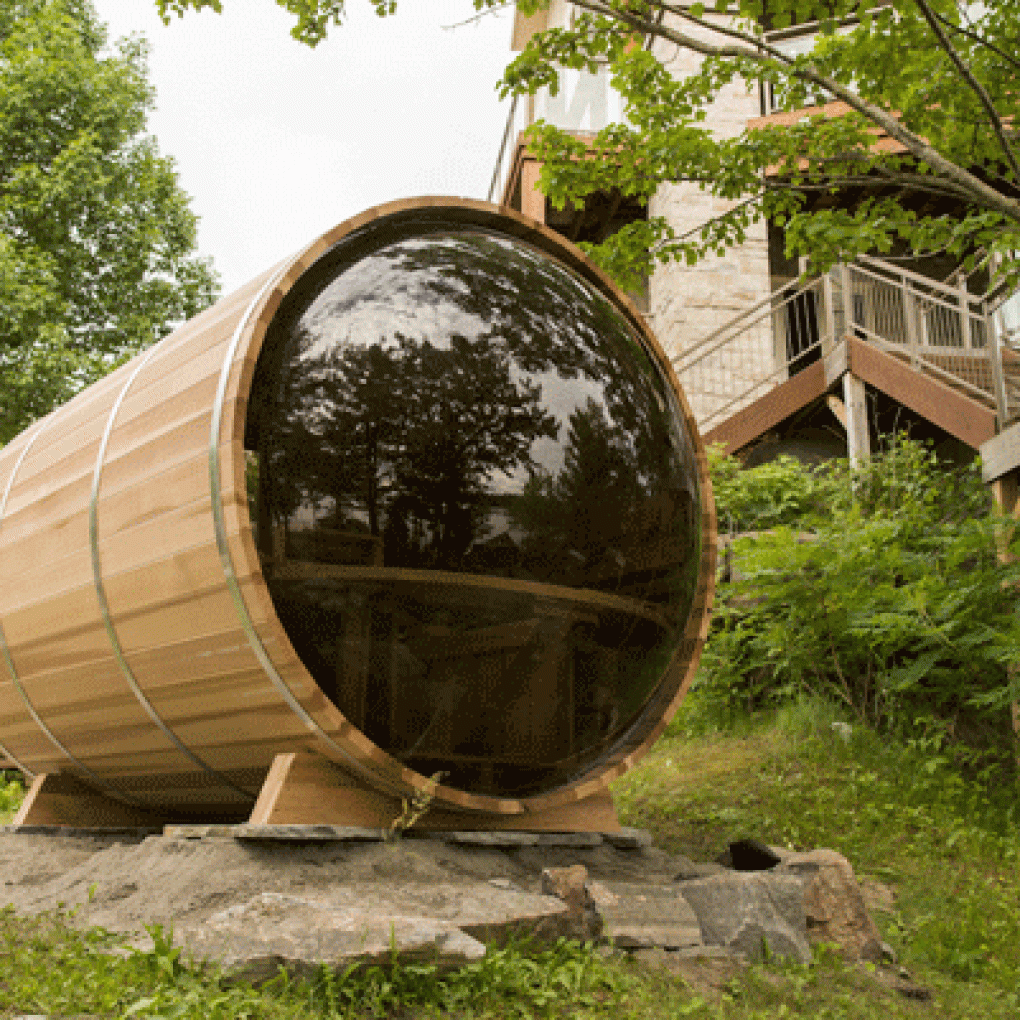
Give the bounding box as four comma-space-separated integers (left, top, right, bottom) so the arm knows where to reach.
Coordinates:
90, 340, 255, 803
0, 414, 146, 804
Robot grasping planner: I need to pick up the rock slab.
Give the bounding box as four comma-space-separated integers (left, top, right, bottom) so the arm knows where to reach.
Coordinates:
175, 881, 581, 984
589, 881, 702, 950
680, 872, 811, 964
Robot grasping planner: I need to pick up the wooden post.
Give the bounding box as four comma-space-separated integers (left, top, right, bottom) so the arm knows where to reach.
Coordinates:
839, 262, 853, 339
843, 372, 870, 466
821, 272, 836, 355
903, 283, 921, 368
520, 160, 545, 224
959, 277, 972, 349
12, 772, 163, 828
985, 301, 1009, 431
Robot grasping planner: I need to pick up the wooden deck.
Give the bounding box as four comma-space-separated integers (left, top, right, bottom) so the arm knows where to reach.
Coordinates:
704, 337, 998, 455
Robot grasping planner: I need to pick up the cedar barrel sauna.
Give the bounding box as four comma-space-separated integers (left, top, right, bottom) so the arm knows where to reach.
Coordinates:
1, 199, 715, 832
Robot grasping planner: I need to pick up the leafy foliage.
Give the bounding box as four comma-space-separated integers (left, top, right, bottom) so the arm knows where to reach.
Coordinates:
709, 443, 820, 532
0, 0, 218, 442
152, 2, 1020, 290
491, 0, 1020, 292
704, 437, 1020, 772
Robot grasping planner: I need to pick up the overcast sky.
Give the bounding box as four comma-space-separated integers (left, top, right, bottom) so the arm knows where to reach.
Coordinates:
92, 1, 516, 296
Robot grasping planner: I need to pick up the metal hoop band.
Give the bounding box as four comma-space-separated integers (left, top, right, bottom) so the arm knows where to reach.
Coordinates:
0, 413, 145, 803
210, 265, 405, 797
91, 341, 255, 803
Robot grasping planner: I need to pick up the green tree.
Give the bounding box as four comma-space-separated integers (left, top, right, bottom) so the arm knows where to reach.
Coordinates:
0, 0, 218, 442
495, 0, 1020, 291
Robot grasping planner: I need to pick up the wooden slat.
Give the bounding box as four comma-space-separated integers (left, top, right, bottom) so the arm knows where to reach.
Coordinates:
846, 337, 997, 449
980, 422, 1020, 483
703, 361, 828, 454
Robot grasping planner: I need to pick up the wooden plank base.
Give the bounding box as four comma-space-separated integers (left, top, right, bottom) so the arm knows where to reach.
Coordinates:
12, 772, 167, 828
249, 751, 621, 833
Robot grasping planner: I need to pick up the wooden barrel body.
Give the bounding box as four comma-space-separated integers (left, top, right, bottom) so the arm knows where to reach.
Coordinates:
0, 199, 715, 822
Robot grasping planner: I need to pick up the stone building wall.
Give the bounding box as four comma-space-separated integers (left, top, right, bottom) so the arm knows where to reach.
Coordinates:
643, 17, 777, 429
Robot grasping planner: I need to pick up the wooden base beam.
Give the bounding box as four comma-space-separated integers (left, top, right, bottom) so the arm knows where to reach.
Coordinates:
249, 751, 621, 833
12, 772, 165, 828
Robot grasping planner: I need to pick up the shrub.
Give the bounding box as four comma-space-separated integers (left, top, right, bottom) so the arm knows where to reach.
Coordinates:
708, 444, 821, 532
703, 436, 1020, 774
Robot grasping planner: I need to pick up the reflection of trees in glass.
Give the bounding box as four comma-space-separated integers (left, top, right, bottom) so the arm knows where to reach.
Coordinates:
240, 223, 707, 798
382, 233, 683, 471
246, 227, 701, 588
272, 329, 558, 569
512, 399, 641, 583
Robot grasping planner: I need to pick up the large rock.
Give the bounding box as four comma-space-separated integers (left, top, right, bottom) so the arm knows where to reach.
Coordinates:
173, 881, 582, 984
772, 848, 884, 962
176, 893, 486, 983
588, 881, 702, 950
678, 872, 811, 964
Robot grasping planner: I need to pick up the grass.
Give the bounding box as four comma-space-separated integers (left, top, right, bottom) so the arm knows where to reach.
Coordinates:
0, 696, 1018, 1018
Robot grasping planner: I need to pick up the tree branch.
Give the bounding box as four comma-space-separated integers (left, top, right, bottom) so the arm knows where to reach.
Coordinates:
561, 0, 1020, 224
910, 0, 1020, 184
933, 7, 1020, 73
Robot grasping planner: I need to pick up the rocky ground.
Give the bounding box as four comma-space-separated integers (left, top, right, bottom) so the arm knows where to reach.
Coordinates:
0, 824, 895, 987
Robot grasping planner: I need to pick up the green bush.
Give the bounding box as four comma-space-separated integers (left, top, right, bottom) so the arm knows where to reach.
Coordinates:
703, 436, 1020, 774
708, 444, 821, 532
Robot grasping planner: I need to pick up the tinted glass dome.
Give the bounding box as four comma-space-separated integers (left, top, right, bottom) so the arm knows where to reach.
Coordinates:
245, 218, 701, 797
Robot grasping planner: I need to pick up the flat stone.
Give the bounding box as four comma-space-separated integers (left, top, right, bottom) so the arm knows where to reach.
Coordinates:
232, 824, 387, 842
163, 824, 390, 842
2, 825, 160, 838
163, 825, 238, 840
590, 881, 702, 950
603, 828, 653, 850
536, 832, 604, 847
430, 831, 540, 847
164, 878, 586, 984
680, 872, 811, 964
174, 892, 487, 984
672, 944, 745, 960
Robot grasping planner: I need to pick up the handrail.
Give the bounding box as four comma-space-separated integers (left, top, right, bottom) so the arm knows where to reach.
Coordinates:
676, 251, 1020, 434
856, 253, 986, 311
697, 336, 827, 432
847, 261, 985, 324
487, 94, 521, 205
672, 272, 822, 371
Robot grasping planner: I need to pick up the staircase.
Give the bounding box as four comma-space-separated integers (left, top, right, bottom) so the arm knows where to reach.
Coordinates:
672, 253, 1020, 445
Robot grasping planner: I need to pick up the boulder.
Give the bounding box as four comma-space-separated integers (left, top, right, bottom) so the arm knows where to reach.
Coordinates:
679, 872, 811, 964
772, 848, 883, 962
175, 892, 485, 984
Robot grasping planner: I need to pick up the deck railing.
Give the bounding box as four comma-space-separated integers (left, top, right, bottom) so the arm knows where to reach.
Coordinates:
672, 274, 831, 433
487, 64, 627, 206
673, 254, 1020, 434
